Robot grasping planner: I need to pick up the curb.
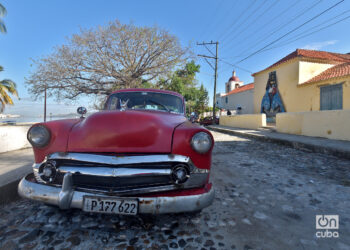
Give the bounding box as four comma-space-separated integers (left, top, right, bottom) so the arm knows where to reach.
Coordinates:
208, 126, 350, 160
0, 180, 21, 206
0, 162, 32, 205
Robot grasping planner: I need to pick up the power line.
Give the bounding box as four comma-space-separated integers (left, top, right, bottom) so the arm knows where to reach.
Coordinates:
204, 44, 215, 57
235, 0, 345, 64
204, 0, 239, 40
199, 0, 225, 40
220, 0, 259, 43
221, 9, 350, 60
217, 63, 233, 75
275, 8, 350, 45
221, 0, 268, 45
261, 12, 350, 52
233, 0, 323, 59
197, 41, 219, 119
219, 59, 253, 74
216, 0, 257, 42
220, 0, 282, 51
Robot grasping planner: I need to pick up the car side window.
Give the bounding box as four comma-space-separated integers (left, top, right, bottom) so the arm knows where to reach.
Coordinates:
107, 96, 118, 110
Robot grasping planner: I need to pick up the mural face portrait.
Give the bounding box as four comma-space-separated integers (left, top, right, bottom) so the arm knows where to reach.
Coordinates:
261, 71, 285, 117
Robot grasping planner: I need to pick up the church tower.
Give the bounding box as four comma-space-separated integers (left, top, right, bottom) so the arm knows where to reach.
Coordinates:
226, 70, 243, 93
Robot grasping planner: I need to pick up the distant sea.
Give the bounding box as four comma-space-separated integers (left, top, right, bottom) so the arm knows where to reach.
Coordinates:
0, 115, 79, 124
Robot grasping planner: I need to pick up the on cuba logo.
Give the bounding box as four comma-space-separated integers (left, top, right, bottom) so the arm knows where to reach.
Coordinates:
316, 215, 339, 238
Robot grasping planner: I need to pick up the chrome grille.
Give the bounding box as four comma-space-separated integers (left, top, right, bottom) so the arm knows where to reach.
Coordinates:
33, 153, 209, 196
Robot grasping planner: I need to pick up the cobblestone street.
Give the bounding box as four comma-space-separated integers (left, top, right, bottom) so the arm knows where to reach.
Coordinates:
1, 131, 349, 250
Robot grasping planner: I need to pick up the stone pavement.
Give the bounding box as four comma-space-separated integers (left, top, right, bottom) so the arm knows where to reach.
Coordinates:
1, 131, 349, 249
208, 125, 350, 159
0, 148, 33, 204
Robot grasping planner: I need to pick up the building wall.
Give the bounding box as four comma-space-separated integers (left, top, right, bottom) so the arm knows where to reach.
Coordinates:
277, 110, 350, 141
254, 59, 299, 113
0, 125, 31, 153
220, 114, 266, 129
297, 77, 350, 111
253, 59, 350, 113
216, 94, 225, 110
217, 89, 254, 114
298, 61, 334, 84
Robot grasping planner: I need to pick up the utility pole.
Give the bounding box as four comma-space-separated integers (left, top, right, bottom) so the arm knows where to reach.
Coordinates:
197, 41, 218, 119
214, 42, 218, 119
44, 85, 47, 122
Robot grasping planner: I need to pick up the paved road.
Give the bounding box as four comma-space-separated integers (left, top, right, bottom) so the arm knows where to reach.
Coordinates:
0, 148, 33, 187
0, 131, 349, 250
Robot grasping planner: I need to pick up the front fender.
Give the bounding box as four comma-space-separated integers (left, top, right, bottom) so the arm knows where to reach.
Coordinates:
31, 119, 81, 163
171, 122, 214, 170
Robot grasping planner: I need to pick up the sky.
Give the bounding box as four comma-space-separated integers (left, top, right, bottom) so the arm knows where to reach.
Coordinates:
1, 0, 350, 117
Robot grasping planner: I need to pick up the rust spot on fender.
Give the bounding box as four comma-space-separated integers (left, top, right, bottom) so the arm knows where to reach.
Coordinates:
36, 196, 51, 203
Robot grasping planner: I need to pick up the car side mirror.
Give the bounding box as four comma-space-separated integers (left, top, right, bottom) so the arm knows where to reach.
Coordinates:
77, 106, 87, 118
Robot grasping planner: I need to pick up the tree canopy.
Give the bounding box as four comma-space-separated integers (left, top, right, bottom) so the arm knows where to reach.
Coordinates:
146, 60, 209, 115
0, 3, 6, 33
26, 20, 190, 100
0, 66, 18, 112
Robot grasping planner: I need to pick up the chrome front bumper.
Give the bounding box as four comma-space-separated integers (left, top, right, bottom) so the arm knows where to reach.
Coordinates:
32, 153, 209, 196
18, 174, 214, 214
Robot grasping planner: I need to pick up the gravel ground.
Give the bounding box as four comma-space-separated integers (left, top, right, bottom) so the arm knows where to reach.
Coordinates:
0, 131, 349, 250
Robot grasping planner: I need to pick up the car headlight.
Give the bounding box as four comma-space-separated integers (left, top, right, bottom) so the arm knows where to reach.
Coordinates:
191, 132, 212, 154
27, 125, 51, 148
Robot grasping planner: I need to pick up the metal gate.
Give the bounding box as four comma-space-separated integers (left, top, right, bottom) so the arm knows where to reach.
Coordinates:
320, 83, 343, 110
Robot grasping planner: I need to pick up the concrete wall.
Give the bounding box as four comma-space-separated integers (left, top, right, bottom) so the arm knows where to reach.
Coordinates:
0, 125, 32, 153
276, 110, 350, 141
220, 114, 266, 130
217, 89, 254, 114
253, 59, 350, 113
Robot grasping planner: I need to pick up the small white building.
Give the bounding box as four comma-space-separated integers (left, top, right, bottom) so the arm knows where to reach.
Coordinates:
216, 70, 254, 114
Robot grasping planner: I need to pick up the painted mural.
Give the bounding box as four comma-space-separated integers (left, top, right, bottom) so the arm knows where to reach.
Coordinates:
261, 71, 285, 117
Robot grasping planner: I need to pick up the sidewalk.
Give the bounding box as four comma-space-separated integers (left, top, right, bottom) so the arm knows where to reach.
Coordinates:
208, 125, 350, 159
0, 148, 33, 205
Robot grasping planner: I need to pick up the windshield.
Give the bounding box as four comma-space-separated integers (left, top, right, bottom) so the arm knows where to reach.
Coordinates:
105, 91, 184, 114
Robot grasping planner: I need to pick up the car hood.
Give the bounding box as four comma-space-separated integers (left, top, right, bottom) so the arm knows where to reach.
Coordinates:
67, 110, 187, 153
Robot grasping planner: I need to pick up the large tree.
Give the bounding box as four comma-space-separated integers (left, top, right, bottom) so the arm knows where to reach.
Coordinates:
0, 3, 7, 33
0, 66, 18, 112
26, 20, 189, 100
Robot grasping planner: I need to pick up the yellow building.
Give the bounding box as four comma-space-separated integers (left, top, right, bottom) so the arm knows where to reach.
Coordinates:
253, 49, 350, 114
252, 49, 350, 141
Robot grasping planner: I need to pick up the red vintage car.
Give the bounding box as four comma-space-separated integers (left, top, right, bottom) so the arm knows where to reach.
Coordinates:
200, 116, 219, 126
18, 89, 214, 215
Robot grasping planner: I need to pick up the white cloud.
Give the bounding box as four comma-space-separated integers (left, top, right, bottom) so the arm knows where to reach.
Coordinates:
302, 40, 338, 50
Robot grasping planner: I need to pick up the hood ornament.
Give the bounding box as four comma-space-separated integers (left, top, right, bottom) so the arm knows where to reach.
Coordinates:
77, 107, 87, 118
120, 99, 129, 111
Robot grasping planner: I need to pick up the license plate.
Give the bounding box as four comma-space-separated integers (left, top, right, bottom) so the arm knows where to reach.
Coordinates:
83, 196, 138, 215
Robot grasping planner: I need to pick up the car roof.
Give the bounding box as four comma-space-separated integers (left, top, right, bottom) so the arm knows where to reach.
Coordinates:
111, 88, 184, 99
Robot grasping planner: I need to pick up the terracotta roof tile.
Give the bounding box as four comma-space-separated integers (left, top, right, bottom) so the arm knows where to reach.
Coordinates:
302, 62, 350, 85
223, 83, 254, 96
253, 49, 350, 76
